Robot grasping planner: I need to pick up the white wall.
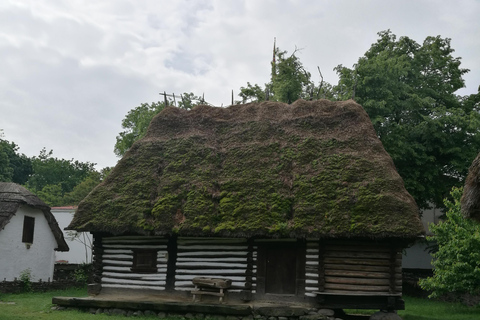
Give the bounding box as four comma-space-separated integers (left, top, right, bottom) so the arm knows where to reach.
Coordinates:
52, 207, 92, 264
0, 205, 57, 281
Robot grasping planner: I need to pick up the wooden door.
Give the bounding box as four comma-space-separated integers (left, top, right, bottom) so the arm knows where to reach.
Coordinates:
265, 245, 297, 294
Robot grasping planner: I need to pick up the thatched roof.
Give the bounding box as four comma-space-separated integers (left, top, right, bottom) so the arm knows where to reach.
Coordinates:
0, 182, 69, 251
69, 99, 424, 240
461, 153, 480, 222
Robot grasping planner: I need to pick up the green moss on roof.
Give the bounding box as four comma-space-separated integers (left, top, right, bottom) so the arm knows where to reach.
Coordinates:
68, 99, 425, 239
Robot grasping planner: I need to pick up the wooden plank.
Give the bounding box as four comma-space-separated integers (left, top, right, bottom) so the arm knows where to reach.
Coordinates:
325, 270, 390, 279
324, 257, 401, 267
176, 262, 247, 268
324, 251, 391, 259
178, 245, 248, 250
324, 283, 390, 292
102, 284, 165, 290
325, 245, 390, 253
102, 272, 166, 280
325, 276, 402, 286
325, 263, 401, 273
177, 251, 248, 257
176, 257, 247, 262
103, 244, 167, 249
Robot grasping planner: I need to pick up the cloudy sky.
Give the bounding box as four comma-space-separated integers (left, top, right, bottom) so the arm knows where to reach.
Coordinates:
1, 0, 479, 170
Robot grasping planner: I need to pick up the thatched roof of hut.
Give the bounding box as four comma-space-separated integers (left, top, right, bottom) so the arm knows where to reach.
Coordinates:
0, 182, 69, 251
68, 100, 424, 240
461, 153, 480, 222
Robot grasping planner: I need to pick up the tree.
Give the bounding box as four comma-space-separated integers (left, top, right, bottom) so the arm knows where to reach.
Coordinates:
335, 30, 480, 209
114, 102, 166, 157
114, 93, 201, 157
237, 47, 334, 104
271, 48, 312, 103
419, 187, 480, 298
0, 133, 33, 184
26, 148, 96, 205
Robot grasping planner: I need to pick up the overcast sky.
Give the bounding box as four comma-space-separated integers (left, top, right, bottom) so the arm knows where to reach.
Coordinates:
1, 0, 479, 170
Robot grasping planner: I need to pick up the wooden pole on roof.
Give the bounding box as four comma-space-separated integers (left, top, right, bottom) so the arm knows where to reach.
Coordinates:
163, 91, 168, 106
231, 90, 234, 105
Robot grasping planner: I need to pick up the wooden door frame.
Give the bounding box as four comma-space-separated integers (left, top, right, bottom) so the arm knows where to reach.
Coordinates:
255, 239, 306, 299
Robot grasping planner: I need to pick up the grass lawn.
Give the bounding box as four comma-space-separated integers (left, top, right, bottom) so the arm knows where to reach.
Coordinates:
0, 287, 156, 320
1, 289, 479, 320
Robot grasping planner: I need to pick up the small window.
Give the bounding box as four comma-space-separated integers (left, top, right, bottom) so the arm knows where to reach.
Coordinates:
131, 249, 158, 273
22, 216, 35, 244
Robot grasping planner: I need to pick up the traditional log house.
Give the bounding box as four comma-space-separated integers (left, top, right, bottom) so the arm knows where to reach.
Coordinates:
67, 100, 424, 311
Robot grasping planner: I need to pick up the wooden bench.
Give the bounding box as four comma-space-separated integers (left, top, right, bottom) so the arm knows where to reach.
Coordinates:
191, 277, 232, 303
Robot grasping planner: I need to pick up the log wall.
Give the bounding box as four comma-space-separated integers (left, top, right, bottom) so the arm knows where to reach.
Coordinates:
320, 241, 402, 295
305, 240, 320, 297
174, 237, 255, 293
100, 236, 168, 291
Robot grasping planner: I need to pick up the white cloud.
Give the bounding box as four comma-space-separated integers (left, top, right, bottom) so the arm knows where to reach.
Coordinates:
0, 0, 479, 169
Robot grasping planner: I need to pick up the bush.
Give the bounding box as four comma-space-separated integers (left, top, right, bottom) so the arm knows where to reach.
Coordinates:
419, 187, 480, 298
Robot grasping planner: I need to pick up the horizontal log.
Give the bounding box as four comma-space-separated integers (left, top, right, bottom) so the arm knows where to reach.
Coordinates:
103, 259, 132, 266
324, 258, 401, 267
305, 273, 319, 278
324, 283, 390, 292
103, 249, 132, 254
325, 263, 401, 273
305, 279, 318, 285
306, 286, 319, 292
176, 269, 252, 278
325, 245, 390, 253
306, 248, 319, 253
178, 245, 248, 251
306, 261, 319, 266
177, 251, 248, 257
103, 235, 167, 241
102, 272, 166, 280
103, 244, 167, 249
306, 255, 319, 260
176, 262, 247, 268
102, 239, 168, 245
102, 284, 165, 291
176, 257, 248, 262
325, 276, 402, 286
324, 251, 391, 259
102, 267, 167, 273
176, 275, 246, 282
102, 254, 133, 260
102, 277, 166, 286
178, 237, 247, 243
325, 270, 390, 279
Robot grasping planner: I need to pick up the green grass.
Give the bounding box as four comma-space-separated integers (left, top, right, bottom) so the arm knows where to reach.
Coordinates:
398, 296, 480, 320
1, 290, 479, 320
346, 295, 480, 320
0, 287, 156, 320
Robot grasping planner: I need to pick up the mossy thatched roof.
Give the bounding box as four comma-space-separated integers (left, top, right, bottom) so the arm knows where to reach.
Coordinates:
461, 152, 480, 222
69, 100, 424, 239
0, 182, 69, 251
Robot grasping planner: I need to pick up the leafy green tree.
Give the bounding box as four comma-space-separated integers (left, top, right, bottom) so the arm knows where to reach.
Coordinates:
0, 133, 33, 184
63, 167, 112, 205
271, 48, 312, 103
419, 187, 480, 298
115, 93, 200, 157
114, 101, 166, 157
237, 47, 333, 104
26, 148, 96, 198
238, 82, 267, 103
335, 30, 480, 209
